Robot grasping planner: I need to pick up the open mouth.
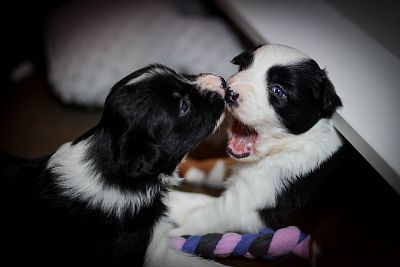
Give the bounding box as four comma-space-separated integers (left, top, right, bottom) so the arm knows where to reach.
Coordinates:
227, 118, 258, 159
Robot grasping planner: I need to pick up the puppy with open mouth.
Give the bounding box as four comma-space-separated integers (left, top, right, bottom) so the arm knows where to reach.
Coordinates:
1, 64, 227, 266
169, 43, 344, 237
225, 44, 341, 162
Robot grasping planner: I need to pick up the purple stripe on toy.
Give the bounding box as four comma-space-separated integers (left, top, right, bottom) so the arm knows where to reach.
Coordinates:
169, 226, 311, 262
232, 233, 258, 256
260, 228, 275, 236
182, 235, 202, 254
299, 231, 307, 242
213, 233, 242, 257
268, 226, 300, 257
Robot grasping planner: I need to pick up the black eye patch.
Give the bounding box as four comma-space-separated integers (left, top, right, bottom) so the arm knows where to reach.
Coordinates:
267, 65, 297, 93
266, 60, 329, 134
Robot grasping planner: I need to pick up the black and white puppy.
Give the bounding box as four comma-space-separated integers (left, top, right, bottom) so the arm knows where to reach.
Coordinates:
170, 44, 400, 267
1, 64, 227, 266
169, 43, 344, 235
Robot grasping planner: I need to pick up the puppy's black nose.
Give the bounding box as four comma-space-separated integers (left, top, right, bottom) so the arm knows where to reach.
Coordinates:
219, 76, 227, 89
225, 88, 239, 104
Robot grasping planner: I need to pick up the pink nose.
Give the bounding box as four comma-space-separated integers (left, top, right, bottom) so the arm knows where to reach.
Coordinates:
225, 88, 239, 104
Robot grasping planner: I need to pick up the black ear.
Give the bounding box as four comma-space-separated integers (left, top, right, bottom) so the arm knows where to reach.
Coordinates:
231, 50, 253, 65
231, 45, 262, 70
320, 72, 342, 118
116, 130, 166, 178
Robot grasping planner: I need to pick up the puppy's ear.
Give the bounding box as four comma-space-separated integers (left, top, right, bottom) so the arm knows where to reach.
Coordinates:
320, 72, 342, 118
231, 50, 253, 65
116, 130, 166, 178
231, 45, 262, 70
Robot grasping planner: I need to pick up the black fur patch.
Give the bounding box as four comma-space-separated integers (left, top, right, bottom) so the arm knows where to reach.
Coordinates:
231, 45, 261, 71
1, 64, 225, 265
257, 140, 400, 235
79, 64, 225, 191
267, 60, 342, 134
257, 143, 350, 230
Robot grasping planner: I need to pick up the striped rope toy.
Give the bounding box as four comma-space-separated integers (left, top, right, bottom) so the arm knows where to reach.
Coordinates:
170, 226, 311, 261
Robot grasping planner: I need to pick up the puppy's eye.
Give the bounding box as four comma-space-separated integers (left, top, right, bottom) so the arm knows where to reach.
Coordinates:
179, 99, 190, 116
271, 85, 287, 99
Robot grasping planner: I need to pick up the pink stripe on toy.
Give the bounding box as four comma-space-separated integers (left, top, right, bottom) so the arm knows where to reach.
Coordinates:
292, 235, 311, 259
268, 226, 300, 257
170, 236, 186, 250
213, 233, 242, 257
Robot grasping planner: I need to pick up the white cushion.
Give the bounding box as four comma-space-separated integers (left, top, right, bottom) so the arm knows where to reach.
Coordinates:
46, 0, 243, 106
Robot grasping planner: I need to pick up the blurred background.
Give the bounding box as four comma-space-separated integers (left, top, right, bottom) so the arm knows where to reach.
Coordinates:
1, 1, 400, 266
1, 0, 399, 160
0, 0, 252, 159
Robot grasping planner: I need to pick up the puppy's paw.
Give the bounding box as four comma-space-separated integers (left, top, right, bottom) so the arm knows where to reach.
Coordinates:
168, 191, 216, 225
169, 210, 213, 237
169, 225, 211, 237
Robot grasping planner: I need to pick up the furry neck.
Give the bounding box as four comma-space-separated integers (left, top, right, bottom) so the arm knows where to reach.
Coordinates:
243, 119, 342, 174
231, 119, 343, 207
47, 139, 180, 218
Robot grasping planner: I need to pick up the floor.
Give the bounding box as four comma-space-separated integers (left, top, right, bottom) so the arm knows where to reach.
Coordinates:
1, 74, 400, 267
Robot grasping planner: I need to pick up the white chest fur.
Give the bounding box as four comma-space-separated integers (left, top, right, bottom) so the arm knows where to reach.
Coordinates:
228, 119, 343, 210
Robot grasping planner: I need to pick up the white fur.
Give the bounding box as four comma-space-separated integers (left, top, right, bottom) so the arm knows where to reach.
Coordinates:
125, 72, 153, 86
185, 167, 207, 185
228, 45, 308, 123
227, 44, 312, 161
168, 45, 342, 236
213, 113, 226, 135
195, 73, 226, 134
126, 66, 181, 86
183, 160, 226, 189
47, 140, 180, 217
204, 160, 227, 188
48, 140, 226, 266
167, 190, 217, 225
170, 119, 342, 236
196, 74, 226, 97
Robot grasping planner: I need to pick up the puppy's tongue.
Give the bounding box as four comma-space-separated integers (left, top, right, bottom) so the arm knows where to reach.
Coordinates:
228, 120, 258, 158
